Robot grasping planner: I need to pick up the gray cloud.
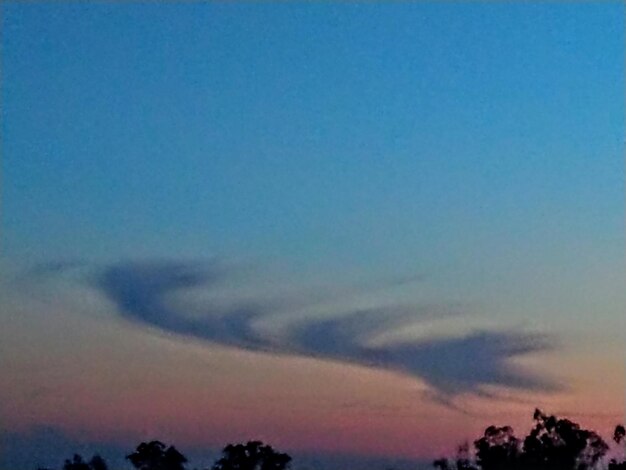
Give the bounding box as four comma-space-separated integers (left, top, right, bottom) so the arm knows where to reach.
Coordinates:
91, 260, 558, 400
96, 260, 269, 350
380, 331, 558, 395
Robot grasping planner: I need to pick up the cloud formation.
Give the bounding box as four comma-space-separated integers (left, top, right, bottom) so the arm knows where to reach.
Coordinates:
88, 259, 558, 401
97, 260, 269, 350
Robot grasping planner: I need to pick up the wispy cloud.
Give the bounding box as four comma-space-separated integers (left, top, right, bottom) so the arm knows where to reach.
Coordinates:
96, 260, 270, 350
380, 331, 558, 395
50, 259, 559, 401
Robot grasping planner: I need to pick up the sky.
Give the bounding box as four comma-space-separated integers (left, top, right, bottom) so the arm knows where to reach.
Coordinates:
1, 2, 625, 470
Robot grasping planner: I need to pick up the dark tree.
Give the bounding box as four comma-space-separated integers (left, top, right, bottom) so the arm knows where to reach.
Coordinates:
432, 443, 477, 470
455, 442, 478, 470
433, 409, 610, 470
609, 425, 626, 470
64, 455, 91, 470
211, 441, 291, 470
521, 409, 608, 470
88, 455, 108, 470
63, 454, 107, 470
474, 426, 521, 470
127, 441, 187, 470
433, 458, 453, 470
609, 458, 626, 469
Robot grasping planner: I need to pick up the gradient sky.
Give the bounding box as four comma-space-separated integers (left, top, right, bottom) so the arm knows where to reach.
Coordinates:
1, 3, 624, 470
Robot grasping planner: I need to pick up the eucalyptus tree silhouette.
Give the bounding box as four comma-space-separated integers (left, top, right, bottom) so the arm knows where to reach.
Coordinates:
127, 441, 187, 470
474, 426, 521, 470
433, 409, 610, 470
211, 441, 291, 470
521, 409, 608, 470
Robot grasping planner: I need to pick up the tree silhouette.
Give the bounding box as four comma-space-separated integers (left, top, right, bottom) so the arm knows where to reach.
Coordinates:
609, 425, 626, 470
127, 441, 187, 470
521, 409, 608, 470
211, 441, 291, 470
433, 409, 610, 470
63, 454, 108, 470
63, 455, 90, 470
433, 443, 477, 470
28, 414, 624, 470
433, 458, 452, 470
88, 455, 108, 470
474, 426, 521, 470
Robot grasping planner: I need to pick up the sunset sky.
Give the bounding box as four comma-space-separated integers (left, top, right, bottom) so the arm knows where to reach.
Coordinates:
1, 3, 624, 470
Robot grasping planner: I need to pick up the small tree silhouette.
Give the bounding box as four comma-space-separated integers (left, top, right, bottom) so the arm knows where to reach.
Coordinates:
63, 455, 90, 470
89, 455, 108, 470
211, 441, 291, 470
433, 442, 477, 470
127, 441, 187, 470
63, 454, 108, 470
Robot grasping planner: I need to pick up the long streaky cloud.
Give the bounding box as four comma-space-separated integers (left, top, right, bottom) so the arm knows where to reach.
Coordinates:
92, 260, 559, 400
97, 260, 269, 350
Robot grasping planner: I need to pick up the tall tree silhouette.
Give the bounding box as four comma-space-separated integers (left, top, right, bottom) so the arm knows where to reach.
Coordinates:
521, 409, 608, 470
211, 441, 291, 470
433, 409, 609, 470
127, 441, 187, 470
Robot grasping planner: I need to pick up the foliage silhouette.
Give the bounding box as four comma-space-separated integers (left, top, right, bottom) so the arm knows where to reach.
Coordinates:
63, 454, 108, 470
433, 409, 618, 470
211, 441, 291, 470
33, 416, 626, 470
609, 425, 626, 470
127, 441, 188, 470
521, 408, 608, 470
63, 455, 90, 470
434, 443, 477, 470
88, 455, 108, 470
474, 426, 521, 470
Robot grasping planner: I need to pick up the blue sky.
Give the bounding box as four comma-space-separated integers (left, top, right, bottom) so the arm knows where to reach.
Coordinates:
1, 2, 624, 468
4, 3, 623, 264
